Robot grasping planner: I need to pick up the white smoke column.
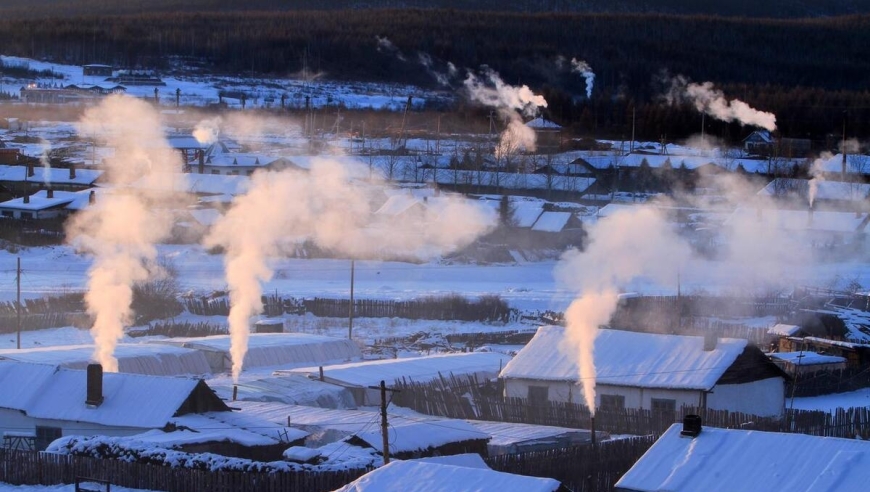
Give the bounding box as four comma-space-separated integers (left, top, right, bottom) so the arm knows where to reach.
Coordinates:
207, 159, 494, 381
376, 36, 406, 62
570, 58, 595, 99
193, 117, 222, 145
418, 53, 449, 86
66, 95, 186, 372
464, 69, 547, 118
464, 68, 547, 155
555, 207, 691, 414
685, 81, 776, 131
38, 139, 51, 187
807, 152, 833, 208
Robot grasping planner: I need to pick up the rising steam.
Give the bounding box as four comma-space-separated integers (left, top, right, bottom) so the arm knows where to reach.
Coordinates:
66, 95, 188, 372
463, 68, 548, 157
571, 58, 595, 99
38, 139, 52, 187
193, 117, 222, 145
555, 207, 691, 414
206, 159, 494, 381
665, 75, 776, 131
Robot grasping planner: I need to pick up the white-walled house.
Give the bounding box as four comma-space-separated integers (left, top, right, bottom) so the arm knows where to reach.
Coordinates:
499, 327, 787, 417
615, 421, 870, 492
0, 361, 229, 450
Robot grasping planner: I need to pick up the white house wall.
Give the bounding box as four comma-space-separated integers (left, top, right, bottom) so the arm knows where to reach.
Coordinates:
505, 378, 783, 416
708, 377, 785, 417
0, 408, 154, 449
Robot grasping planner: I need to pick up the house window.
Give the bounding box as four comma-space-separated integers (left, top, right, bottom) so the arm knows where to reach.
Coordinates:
600, 394, 625, 410
527, 385, 549, 401
1, 211, 12, 218
650, 398, 676, 414
35, 425, 62, 450
19, 212, 33, 220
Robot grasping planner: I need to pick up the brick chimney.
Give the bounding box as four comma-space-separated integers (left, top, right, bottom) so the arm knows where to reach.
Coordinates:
680, 415, 702, 438
47, 188, 54, 199
69, 165, 76, 180
23, 193, 29, 204
88, 190, 96, 205
27, 163, 34, 177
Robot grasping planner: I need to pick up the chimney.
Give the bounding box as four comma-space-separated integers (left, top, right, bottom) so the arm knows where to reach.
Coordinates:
88, 190, 96, 204
47, 188, 54, 199
808, 203, 814, 228
680, 414, 702, 438
198, 150, 205, 174
703, 331, 717, 351
23, 193, 29, 204
69, 165, 76, 180
842, 152, 847, 179
27, 163, 34, 177
86, 363, 104, 407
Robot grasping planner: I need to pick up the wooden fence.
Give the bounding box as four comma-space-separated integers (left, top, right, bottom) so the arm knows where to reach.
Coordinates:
0, 450, 368, 492
184, 294, 513, 322
391, 374, 870, 438
486, 436, 658, 492
788, 366, 870, 397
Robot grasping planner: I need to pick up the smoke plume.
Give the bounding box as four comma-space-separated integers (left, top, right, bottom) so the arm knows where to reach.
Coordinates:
555, 207, 691, 414
193, 117, 222, 145
38, 139, 51, 187
463, 68, 548, 156
376, 36, 406, 62
66, 95, 188, 371
206, 159, 494, 381
570, 58, 595, 99
664, 75, 776, 131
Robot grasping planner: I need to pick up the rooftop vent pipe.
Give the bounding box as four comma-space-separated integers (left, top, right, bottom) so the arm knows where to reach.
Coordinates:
681, 414, 702, 438
86, 363, 104, 407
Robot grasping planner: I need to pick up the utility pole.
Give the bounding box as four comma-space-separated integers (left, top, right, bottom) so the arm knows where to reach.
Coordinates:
366, 380, 400, 464
701, 112, 705, 141
436, 114, 441, 154
348, 259, 355, 340
630, 107, 636, 153
16, 257, 21, 350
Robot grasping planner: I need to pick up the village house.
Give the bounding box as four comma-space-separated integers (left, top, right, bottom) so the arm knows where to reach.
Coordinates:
190, 142, 299, 176
82, 64, 113, 77
0, 164, 102, 197
742, 130, 812, 158
615, 418, 870, 492
285, 352, 509, 407
334, 460, 569, 492
0, 362, 229, 450
19, 84, 126, 104
500, 327, 787, 417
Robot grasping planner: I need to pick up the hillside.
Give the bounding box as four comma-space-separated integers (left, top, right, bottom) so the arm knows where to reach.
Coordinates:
1, 0, 870, 19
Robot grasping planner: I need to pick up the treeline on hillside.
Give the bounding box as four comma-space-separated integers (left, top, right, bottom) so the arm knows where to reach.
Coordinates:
2, 0, 870, 19
1, 10, 869, 140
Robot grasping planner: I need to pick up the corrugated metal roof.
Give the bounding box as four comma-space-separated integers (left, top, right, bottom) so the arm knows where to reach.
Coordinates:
500, 327, 746, 391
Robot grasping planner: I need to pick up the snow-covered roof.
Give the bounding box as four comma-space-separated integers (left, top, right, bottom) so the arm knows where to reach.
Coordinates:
205, 152, 278, 168
743, 130, 773, 143
768, 324, 801, 337
129, 173, 250, 196
333, 460, 562, 492
132, 410, 305, 447
500, 327, 748, 391
724, 207, 868, 233
166, 135, 208, 150
287, 352, 510, 388
152, 333, 362, 370
758, 178, 870, 202
410, 453, 490, 469
22, 367, 206, 428
0, 361, 58, 412
513, 200, 546, 227
352, 419, 488, 454
531, 211, 572, 232
615, 423, 870, 492
375, 194, 424, 217
0, 189, 76, 211
526, 117, 562, 130
0, 165, 102, 186
188, 208, 222, 227
0, 343, 211, 376
814, 153, 870, 175
770, 351, 846, 366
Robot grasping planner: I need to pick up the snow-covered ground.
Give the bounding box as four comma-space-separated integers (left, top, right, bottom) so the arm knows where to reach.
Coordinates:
792, 388, 870, 412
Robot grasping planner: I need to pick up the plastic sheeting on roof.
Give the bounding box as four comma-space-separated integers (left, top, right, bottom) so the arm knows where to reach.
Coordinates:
615, 424, 870, 492
500, 327, 746, 391
288, 352, 510, 388
153, 333, 362, 372
0, 343, 212, 376
352, 419, 488, 454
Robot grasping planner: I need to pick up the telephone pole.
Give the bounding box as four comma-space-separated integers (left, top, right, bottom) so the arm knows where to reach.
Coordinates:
16, 257, 21, 350
367, 380, 400, 464
348, 259, 355, 340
